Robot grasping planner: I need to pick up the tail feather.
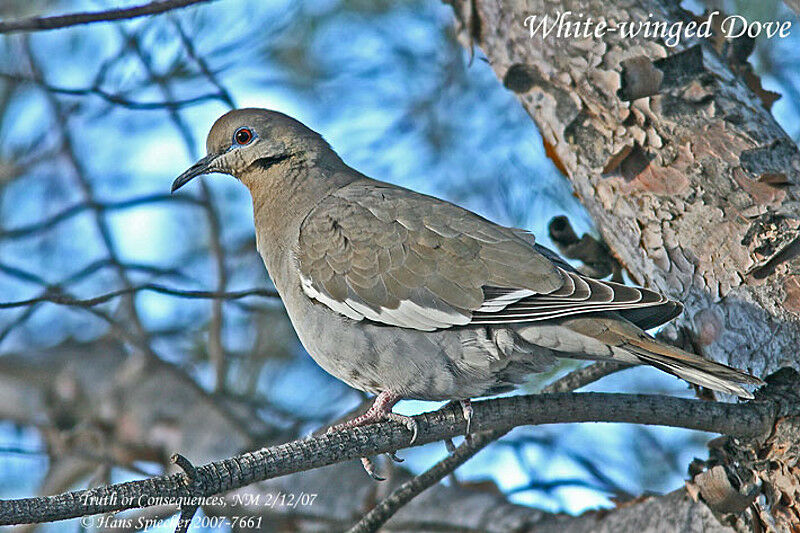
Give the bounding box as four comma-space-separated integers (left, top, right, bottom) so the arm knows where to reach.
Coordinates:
563, 315, 764, 399
626, 346, 762, 398
618, 329, 764, 399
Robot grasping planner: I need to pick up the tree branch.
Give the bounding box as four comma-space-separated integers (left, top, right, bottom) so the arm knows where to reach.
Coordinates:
0, 72, 224, 110
0, 193, 202, 241
0, 391, 775, 526
21, 38, 156, 357
0, 284, 278, 309
444, 3, 800, 527
0, 0, 216, 34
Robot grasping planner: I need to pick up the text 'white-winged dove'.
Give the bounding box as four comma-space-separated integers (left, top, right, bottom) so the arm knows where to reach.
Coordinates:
172, 109, 763, 475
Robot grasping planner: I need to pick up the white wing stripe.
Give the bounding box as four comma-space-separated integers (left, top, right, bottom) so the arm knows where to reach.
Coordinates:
478, 288, 536, 312
300, 274, 364, 321
300, 272, 469, 330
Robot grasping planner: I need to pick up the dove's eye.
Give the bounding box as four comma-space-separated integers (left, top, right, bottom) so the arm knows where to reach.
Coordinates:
234, 127, 254, 145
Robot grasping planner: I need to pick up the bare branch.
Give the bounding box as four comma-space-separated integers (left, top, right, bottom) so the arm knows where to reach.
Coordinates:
0, 284, 278, 309
0, 0, 217, 34
121, 24, 237, 392
0, 392, 775, 526
0, 72, 225, 110
21, 39, 155, 356
540, 361, 631, 394
172, 19, 236, 109
0, 194, 202, 241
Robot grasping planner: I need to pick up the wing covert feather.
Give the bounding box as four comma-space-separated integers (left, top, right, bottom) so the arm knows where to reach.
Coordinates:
296, 182, 678, 331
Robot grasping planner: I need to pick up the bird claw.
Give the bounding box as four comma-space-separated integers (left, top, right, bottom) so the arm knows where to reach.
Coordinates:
444, 438, 457, 454
325, 392, 417, 480
386, 412, 419, 444
386, 451, 404, 463
459, 399, 473, 436
361, 456, 385, 481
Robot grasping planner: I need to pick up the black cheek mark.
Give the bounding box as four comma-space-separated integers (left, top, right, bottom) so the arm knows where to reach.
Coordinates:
251, 154, 292, 170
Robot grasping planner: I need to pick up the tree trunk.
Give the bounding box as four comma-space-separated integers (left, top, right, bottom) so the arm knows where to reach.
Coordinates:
445, 0, 800, 530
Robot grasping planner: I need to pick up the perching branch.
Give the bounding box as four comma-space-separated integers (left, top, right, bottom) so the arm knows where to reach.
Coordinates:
0, 391, 776, 526
0, 0, 216, 34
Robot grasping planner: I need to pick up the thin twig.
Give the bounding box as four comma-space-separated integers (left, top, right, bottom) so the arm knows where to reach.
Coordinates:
0, 0, 217, 34
0, 73, 223, 110
172, 19, 236, 108
0, 285, 277, 309
0, 194, 202, 241
22, 38, 156, 357
347, 430, 501, 533
170, 454, 199, 533
121, 26, 234, 392
498, 436, 634, 500
541, 361, 631, 394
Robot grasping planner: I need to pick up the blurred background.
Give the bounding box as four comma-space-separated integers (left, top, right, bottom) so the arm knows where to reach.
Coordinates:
0, 0, 798, 530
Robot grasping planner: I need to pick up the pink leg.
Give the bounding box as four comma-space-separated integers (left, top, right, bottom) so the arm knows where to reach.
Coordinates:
327, 391, 418, 481
328, 391, 419, 443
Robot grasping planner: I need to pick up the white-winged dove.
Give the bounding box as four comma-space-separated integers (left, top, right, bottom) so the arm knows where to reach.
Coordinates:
173, 108, 762, 451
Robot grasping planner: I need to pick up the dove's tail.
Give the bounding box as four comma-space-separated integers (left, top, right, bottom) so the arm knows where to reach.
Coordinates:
613, 327, 763, 399
624, 341, 763, 398
558, 316, 764, 399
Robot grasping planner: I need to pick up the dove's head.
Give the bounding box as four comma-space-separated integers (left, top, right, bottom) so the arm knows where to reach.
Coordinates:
171, 108, 328, 193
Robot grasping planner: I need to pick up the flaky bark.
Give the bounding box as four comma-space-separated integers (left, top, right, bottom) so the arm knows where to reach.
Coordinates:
449, 0, 800, 376
446, 0, 800, 530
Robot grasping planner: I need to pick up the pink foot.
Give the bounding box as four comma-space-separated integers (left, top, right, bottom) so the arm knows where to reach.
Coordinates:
327, 391, 418, 480
327, 391, 419, 443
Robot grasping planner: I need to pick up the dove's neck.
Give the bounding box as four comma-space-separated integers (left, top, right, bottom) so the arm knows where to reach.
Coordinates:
243, 148, 358, 288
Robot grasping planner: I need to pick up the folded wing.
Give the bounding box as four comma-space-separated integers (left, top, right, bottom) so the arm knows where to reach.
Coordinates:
296, 181, 680, 332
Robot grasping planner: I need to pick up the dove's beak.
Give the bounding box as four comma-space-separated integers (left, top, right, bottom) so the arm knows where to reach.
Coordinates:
171, 154, 218, 193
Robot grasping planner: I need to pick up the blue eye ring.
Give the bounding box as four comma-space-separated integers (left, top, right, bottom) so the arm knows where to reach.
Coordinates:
233, 127, 254, 145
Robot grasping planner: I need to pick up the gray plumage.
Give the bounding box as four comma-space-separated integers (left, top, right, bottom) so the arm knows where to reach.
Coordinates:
173, 108, 762, 410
